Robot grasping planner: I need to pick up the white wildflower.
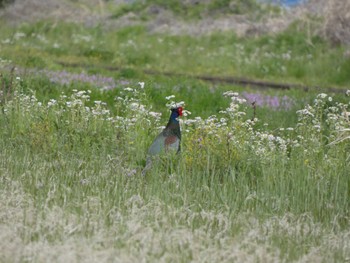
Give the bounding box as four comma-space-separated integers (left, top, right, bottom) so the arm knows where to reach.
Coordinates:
223, 91, 239, 97
130, 102, 140, 110
165, 95, 175, 100
184, 119, 197, 125
1, 39, 11, 44
296, 108, 314, 118
268, 134, 275, 141
317, 93, 327, 99
53, 43, 60, 49
14, 32, 26, 39
282, 52, 291, 60
149, 111, 162, 118
182, 110, 191, 117
166, 100, 185, 109
47, 99, 57, 107
124, 87, 133, 92
236, 111, 246, 117
76, 91, 86, 97
73, 99, 83, 106
231, 96, 247, 104
313, 124, 321, 131
138, 82, 145, 89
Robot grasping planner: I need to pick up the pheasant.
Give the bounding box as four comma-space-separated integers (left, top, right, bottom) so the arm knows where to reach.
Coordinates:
142, 106, 183, 175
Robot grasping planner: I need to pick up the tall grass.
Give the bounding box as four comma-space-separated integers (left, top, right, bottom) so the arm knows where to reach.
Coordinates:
0, 72, 349, 262
0, 3, 350, 260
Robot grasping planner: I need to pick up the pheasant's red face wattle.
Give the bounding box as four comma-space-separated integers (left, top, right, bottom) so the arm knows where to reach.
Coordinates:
178, 107, 183, 116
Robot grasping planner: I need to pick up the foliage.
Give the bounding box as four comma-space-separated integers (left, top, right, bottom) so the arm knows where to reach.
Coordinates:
0, 7, 350, 261
110, 0, 269, 21
0, 21, 349, 88
1, 71, 350, 261
0, 0, 13, 8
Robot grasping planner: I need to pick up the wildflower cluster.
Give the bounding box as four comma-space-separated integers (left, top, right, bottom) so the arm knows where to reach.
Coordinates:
1, 79, 118, 154
182, 89, 350, 174
296, 93, 349, 142
242, 92, 294, 110
1, 73, 349, 176
182, 91, 293, 173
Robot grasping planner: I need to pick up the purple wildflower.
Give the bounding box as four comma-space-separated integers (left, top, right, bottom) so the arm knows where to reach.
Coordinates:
241, 92, 294, 110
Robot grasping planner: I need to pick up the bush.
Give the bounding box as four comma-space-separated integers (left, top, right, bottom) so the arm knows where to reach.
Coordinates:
323, 0, 350, 46
0, 0, 14, 8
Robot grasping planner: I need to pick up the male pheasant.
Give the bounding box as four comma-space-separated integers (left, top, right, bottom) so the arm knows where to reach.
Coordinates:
142, 106, 183, 175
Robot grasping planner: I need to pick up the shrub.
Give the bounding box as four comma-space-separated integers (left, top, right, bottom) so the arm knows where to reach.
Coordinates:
323, 0, 350, 46
0, 0, 14, 8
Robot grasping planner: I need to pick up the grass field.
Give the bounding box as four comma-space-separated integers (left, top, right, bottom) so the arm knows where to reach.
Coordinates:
0, 1, 350, 262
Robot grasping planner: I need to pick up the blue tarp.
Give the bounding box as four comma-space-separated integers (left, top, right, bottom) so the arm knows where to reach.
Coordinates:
263, 0, 304, 6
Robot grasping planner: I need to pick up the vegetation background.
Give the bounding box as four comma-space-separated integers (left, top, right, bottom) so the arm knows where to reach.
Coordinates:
0, 0, 349, 262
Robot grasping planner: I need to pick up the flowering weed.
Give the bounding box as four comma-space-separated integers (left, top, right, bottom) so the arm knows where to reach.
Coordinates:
0, 73, 349, 262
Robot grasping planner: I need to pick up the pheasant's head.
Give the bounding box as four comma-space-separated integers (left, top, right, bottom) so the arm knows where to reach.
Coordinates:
172, 106, 183, 116
170, 107, 183, 122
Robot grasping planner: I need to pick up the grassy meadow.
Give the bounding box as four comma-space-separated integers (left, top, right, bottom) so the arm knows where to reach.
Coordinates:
0, 1, 350, 262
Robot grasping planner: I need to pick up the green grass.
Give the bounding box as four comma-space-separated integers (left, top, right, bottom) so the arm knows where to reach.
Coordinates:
0, 13, 350, 262
0, 72, 349, 261
1, 21, 350, 88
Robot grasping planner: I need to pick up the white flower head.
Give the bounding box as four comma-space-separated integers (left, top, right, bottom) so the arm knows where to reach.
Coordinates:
130, 102, 141, 110
223, 91, 239, 98
182, 109, 191, 117
47, 99, 57, 107
231, 96, 247, 104
317, 93, 328, 99
138, 82, 145, 89
184, 119, 197, 125
165, 95, 176, 100
166, 100, 185, 109
124, 87, 133, 92
149, 111, 162, 119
